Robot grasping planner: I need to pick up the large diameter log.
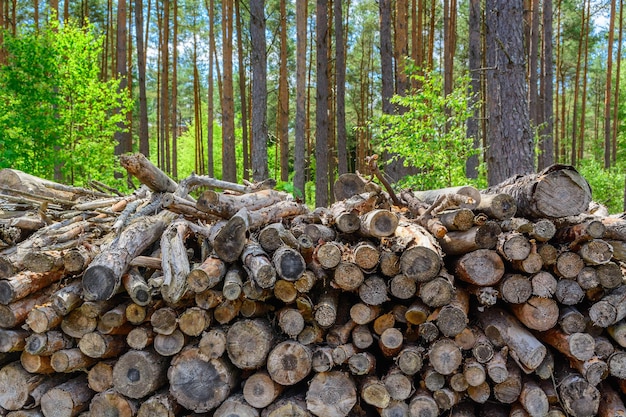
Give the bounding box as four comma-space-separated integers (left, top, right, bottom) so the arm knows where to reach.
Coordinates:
485, 164, 592, 218
306, 371, 357, 417
557, 373, 600, 417
478, 307, 547, 371
455, 249, 505, 286
168, 346, 238, 413
510, 296, 560, 332
226, 319, 273, 370
112, 349, 169, 399
0, 362, 49, 410
40, 374, 94, 417
83, 211, 174, 301
273, 246, 306, 281
395, 221, 442, 282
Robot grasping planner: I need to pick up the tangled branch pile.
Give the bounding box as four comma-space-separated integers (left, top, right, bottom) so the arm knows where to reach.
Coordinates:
0, 155, 625, 417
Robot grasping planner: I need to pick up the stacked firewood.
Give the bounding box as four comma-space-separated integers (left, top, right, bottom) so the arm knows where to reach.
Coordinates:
1, 155, 626, 417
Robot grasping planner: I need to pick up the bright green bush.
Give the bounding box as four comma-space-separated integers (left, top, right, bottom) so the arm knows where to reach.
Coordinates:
0, 18, 131, 187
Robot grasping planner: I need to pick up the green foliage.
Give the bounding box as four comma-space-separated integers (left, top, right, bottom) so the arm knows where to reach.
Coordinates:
577, 158, 625, 214
371, 68, 480, 190
0, 18, 131, 187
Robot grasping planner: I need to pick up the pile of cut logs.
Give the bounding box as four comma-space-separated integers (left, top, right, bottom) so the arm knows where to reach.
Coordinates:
2, 155, 626, 417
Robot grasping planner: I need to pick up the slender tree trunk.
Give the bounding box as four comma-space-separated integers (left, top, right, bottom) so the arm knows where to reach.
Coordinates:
0, 0, 4, 65
193, 33, 204, 175
612, 0, 623, 165
160, 0, 170, 173
466, 0, 481, 178
278, 0, 290, 182
250, 0, 269, 181
114, 0, 131, 158
235, 0, 250, 181
171, 0, 178, 178
485, 0, 534, 185
34, 0, 39, 30
135, 0, 149, 157
316, 0, 329, 207
335, 0, 347, 175
443, 0, 457, 98
605, 0, 617, 168
395, 0, 408, 98
570, 0, 586, 166
428, 0, 435, 70
578, 0, 591, 162
206, 0, 215, 177
222, 0, 236, 182
327, 0, 335, 202
379, 0, 393, 115
537, 0, 554, 169
527, 0, 539, 127
294, 0, 307, 200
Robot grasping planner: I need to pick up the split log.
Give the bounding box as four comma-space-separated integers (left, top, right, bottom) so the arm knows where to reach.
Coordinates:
485, 164, 592, 219
168, 346, 238, 413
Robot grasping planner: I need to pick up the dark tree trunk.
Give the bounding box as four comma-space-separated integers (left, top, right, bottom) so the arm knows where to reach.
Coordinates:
537, 0, 554, 169
135, 0, 149, 157
222, 0, 236, 182
315, 0, 329, 207
466, 0, 481, 178
294, 0, 307, 200
250, 0, 269, 181
335, 0, 347, 175
114, 0, 131, 158
485, 0, 534, 185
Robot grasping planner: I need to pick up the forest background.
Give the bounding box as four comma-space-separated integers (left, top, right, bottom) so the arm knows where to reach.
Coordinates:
0, 0, 624, 213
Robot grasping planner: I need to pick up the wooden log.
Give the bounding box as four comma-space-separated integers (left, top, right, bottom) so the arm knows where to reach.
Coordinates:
493, 361, 522, 404
186, 255, 227, 294
395, 220, 442, 282
448, 372, 468, 393
213, 298, 242, 325
0, 286, 56, 329
379, 250, 401, 277
352, 241, 380, 271
136, 391, 182, 417
511, 247, 543, 274
589, 284, 626, 327
499, 274, 532, 304
87, 360, 116, 393
433, 387, 461, 411
331, 343, 357, 366
89, 389, 139, 417
121, 269, 152, 307
429, 338, 462, 376
351, 324, 374, 350
119, 153, 177, 192
358, 275, 389, 306
557, 372, 600, 417
455, 249, 505, 286
381, 400, 410, 417
111, 349, 169, 399
474, 192, 516, 220
314, 290, 339, 328
379, 327, 404, 358
25, 331, 74, 356
559, 306, 587, 334
554, 250, 585, 278
438, 208, 475, 232
554, 279, 585, 306
226, 319, 273, 370
198, 328, 227, 360
408, 390, 440, 417
151, 307, 179, 335
359, 209, 398, 238
314, 242, 342, 269
258, 222, 298, 253
0, 329, 27, 354
463, 358, 486, 387
519, 379, 550, 417
333, 261, 364, 291
472, 331, 495, 364
597, 261, 623, 290
50, 280, 83, 316
0, 362, 49, 410
558, 218, 606, 243
211, 393, 260, 417
437, 221, 502, 256
434, 287, 469, 337
306, 371, 357, 417
381, 368, 413, 401
294, 270, 317, 293
50, 348, 98, 373
350, 302, 381, 325
19, 352, 54, 379
266, 340, 311, 385
598, 382, 626, 417
478, 307, 546, 371
510, 296, 559, 332
388, 273, 416, 300
531, 270, 558, 298
497, 232, 531, 262
82, 211, 174, 301
578, 239, 614, 265
333, 173, 366, 200
195, 289, 225, 309
0, 270, 64, 305
594, 336, 615, 359
78, 332, 127, 359
311, 346, 334, 373
360, 376, 391, 409
241, 242, 276, 289
154, 329, 186, 357
222, 266, 244, 300
40, 374, 93, 417
242, 371, 283, 409
347, 351, 376, 376
419, 273, 455, 307
179, 307, 211, 337
277, 308, 305, 339
484, 164, 592, 218
168, 346, 238, 413
196, 188, 288, 218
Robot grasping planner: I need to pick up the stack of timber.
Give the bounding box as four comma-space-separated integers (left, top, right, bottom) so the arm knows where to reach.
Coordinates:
1, 157, 626, 417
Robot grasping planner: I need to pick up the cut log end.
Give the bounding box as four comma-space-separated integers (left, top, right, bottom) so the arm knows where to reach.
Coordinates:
82, 265, 117, 301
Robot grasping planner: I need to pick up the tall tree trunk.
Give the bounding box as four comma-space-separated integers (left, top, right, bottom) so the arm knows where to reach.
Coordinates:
485, 0, 534, 185
578, 0, 591, 162
193, 27, 204, 175
49, 0, 57, 20
222, 0, 236, 182
612, 0, 623, 165
335, 0, 348, 175
171, 0, 178, 178
570, 0, 586, 166
327, 0, 335, 202
395, 0, 408, 98
379, 0, 393, 115
235, 0, 250, 181
114, 0, 131, 158
604, 0, 617, 168
527, 0, 539, 127
443, 0, 457, 98
206, 0, 215, 177
428, 0, 435, 70
294, 0, 307, 200
34, 0, 38, 30
537, 0, 554, 169
278, 0, 290, 181
160, 0, 170, 173
250, 0, 269, 181
135, 0, 149, 157
316, 0, 329, 207
466, 0, 481, 178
